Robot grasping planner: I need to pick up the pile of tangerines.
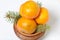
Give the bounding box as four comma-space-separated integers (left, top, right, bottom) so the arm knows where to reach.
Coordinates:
16, 0, 48, 34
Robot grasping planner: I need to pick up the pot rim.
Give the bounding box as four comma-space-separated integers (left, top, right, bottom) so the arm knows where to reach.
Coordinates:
14, 23, 45, 37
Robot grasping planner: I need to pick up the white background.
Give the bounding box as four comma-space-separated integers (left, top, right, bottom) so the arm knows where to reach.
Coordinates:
0, 0, 60, 40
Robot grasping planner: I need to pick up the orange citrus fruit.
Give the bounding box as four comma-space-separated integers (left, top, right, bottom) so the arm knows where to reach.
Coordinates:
17, 17, 37, 34
35, 7, 48, 24
20, 1, 40, 19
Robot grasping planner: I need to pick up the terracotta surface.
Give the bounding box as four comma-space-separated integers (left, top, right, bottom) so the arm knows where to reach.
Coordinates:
14, 24, 45, 40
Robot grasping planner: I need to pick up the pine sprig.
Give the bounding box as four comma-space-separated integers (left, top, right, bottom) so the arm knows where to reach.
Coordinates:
36, 24, 50, 33
5, 11, 21, 23
37, 1, 42, 7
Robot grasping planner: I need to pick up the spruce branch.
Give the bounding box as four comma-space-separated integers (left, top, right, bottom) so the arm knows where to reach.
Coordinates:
36, 24, 50, 33
5, 11, 21, 23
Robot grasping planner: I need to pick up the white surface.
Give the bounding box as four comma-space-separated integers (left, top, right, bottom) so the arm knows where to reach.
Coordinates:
0, 0, 60, 40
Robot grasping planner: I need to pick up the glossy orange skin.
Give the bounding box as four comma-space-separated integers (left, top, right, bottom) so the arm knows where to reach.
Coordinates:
20, 1, 40, 19
17, 17, 37, 34
35, 7, 49, 24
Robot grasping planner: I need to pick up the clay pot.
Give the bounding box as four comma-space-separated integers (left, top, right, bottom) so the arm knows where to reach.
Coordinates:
14, 24, 45, 40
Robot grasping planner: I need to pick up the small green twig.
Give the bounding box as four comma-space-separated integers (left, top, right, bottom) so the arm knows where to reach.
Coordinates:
36, 24, 50, 33
5, 11, 21, 23
37, 1, 42, 7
